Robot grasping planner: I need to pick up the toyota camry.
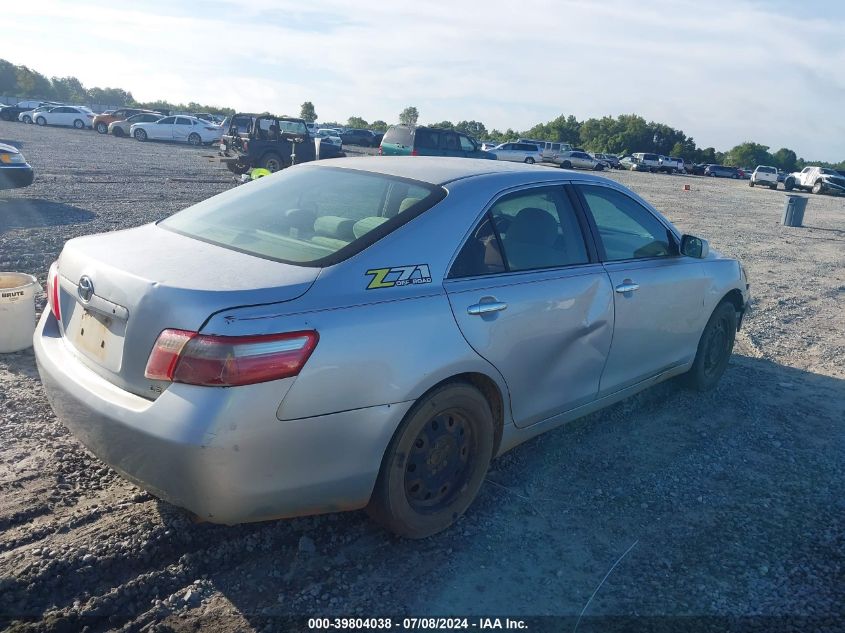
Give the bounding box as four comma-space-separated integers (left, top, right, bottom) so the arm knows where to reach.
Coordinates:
34, 157, 749, 538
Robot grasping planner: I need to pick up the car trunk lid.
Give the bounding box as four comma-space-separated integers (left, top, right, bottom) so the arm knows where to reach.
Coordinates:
55, 223, 318, 400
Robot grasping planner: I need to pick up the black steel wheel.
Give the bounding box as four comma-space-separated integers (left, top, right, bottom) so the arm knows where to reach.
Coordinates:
685, 301, 737, 391
368, 383, 494, 538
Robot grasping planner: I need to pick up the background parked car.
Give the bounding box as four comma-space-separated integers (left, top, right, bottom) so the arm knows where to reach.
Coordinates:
18, 104, 62, 124
35, 105, 95, 129
380, 125, 493, 159
109, 112, 163, 137
131, 115, 222, 146
93, 108, 155, 134
749, 165, 779, 189
556, 150, 602, 170
632, 152, 661, 172
593, 153, 621, 169
543, 142, 573, 162
340, 128, 379, 147
488, 142, 544, 164
190, 113, 225, 125
705, 165, 739, 178
480, 141, 500, 151
0, 100, 62, 121
0, 142, 34, 189
658, 156, 685, 174
219, 114, 316, 173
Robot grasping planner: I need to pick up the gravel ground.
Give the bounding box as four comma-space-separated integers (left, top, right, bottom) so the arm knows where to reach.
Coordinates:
1, 122, 843, 632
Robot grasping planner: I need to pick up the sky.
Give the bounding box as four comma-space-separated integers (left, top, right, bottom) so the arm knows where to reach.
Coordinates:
4, 0, 845, 160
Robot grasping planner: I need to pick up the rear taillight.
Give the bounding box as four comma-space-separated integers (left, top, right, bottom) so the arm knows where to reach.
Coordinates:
411, 148, 418, 156
46, 261, 61, 321
145, 329, 318, 387
205, 127, 217, 131
377, 146, 383, 155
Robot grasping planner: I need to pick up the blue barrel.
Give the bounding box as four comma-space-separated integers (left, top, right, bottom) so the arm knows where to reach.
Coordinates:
782, 195, 807, 227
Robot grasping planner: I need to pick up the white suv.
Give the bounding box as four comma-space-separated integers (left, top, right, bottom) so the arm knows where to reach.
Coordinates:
489, 142, 544, 164
750, 165, 779, 190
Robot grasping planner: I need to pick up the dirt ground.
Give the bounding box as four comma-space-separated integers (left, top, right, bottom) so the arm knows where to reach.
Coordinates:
0, 122, 843, 632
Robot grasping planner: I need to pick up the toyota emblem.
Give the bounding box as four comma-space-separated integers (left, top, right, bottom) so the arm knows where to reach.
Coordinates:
77, 276, 94, 303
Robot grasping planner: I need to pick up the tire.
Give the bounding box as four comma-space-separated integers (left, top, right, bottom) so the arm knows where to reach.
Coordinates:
73, 119, 85, 129
561, 160, 572, 169
22, 115, 32, 124
134, 128, 147, 141
112, 127, 124, 138
749, 180, 754, 187
0, 111, 10, 121
524, 157, 535, 164
685, 301, 737, 392
367, 382, 495, 538
784, 179, 794, 191
594, 164, 604, 171
187, 133, 202, 146
260, 153, 284, 172
96, 122, 108, 134
812, 180, 823, 195
770, 183, 777, 190
36, 116, 46, 126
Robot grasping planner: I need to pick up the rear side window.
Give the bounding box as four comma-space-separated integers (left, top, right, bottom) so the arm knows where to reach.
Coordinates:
449, 186, 588, 277
161, 167, 445, 266
578, 185, 673, 261
383, 126, 413, 145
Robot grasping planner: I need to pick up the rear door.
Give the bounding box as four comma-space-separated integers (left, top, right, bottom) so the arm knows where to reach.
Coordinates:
173, 117, 193, 141
444, 184, 613, 428
574, 183, 708, 394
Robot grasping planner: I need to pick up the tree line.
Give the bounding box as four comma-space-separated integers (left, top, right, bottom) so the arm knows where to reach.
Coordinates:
2, 57, 840, 171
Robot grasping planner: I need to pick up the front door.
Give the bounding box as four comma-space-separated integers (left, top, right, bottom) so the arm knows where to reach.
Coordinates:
575, 184, 708, 394
444, 184, 613, 428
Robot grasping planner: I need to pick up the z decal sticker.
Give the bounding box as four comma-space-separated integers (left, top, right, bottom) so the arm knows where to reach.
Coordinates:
365, 264, 432, 289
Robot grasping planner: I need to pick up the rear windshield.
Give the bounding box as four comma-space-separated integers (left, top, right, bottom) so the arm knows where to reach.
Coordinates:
383, 126, 413, 145
161, 166, 445, 266
757, 166, 776, 173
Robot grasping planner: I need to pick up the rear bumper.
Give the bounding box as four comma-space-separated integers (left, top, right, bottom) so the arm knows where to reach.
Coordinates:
0, 165, 34, 189
34, 312, 410, 524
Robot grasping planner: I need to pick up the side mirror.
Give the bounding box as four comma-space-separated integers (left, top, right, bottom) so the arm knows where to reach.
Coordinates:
680, 234, 709, 259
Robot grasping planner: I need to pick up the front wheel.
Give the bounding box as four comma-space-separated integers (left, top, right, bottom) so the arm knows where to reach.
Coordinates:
367, 383, 494, 538
96, 122, 108, 134
560, 160, 572, 169
685, 301, 737, 392
73, 119, 85, 129
784, 179, 794, 191
36, 117, 47, 126
749, 180, 755, 187
187, 132, 202, 146
812, 181, 823, 195
112, 127, 124, 137
134, 128, 147, 141
524, 157, 535, 164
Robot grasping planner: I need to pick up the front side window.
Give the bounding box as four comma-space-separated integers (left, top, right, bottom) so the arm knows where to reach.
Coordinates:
161, 167, 444, 266
458, 135, 476, 152
449, 186, 588, 277
578, 185, 673, 261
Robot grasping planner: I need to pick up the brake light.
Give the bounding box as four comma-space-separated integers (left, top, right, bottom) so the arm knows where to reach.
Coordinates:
411, 148, 418, 156
145, 329, 318, 386
205, 127, 217, 131
46, 261, 61, 321
378, 146, 383, 155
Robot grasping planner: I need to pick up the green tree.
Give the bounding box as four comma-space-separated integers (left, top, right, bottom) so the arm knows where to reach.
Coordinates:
15, 66, 53, 98
88, 87, 133, 105
370, 120, 388, 132
724, 142, 773, 167
347, 116, 369, 128
0, 59, 18, 95
399, 106, 419, 126
299, 101, 317, 122
772, 148, 798, 172
51, 76, 88, 103
429, 120, 454, 130
455, 120, 487, 138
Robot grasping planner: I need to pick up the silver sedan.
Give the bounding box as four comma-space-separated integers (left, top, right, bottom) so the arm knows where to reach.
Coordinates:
34, 157, 750, 538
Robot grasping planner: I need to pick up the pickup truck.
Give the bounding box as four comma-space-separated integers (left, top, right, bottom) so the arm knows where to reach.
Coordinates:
783, 166, 845, 196
658, 155, 685, 174
218, 114, 318, 174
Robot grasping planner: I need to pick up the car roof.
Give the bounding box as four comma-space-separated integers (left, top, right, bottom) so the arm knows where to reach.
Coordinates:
310, 156, 611, 186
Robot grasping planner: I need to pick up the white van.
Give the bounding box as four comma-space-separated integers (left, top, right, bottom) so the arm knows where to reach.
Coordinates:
541, 141, 573, 161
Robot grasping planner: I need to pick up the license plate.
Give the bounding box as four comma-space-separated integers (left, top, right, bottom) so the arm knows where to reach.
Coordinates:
74, 310, 112, 362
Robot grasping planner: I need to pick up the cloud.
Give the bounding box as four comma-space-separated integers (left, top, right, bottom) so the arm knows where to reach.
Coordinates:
4, 0, 844, 159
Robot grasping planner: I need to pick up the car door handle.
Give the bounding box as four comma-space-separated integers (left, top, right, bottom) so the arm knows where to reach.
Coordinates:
614, 282, 640, 293
467, 301, 508, 315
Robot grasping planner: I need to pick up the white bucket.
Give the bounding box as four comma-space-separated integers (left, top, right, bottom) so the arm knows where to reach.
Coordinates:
0, 272, 39, 353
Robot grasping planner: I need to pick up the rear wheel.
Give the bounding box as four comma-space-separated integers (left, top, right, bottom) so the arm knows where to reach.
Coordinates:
73, 119, 85, 129
770, 183, 777, 190
685, 301, 737, 391
524, 157, 535, 164
784, 178, 794, 191
112, 127, 124, 137
36, 116, 46, 126
188, 132, 202, 146
260, 153, 284, 172
812, 180, 823, 195
368, 383, 494, 538
96, 122, 108, 134
134, 128, 147, 141
749, 180, 755, 187
561, 160, 572, 169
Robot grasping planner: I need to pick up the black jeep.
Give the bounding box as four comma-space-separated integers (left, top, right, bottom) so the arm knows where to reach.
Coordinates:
219, 114, 320, 175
